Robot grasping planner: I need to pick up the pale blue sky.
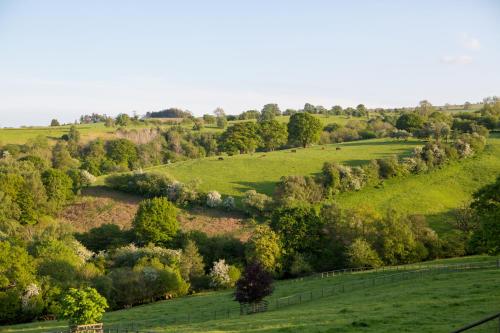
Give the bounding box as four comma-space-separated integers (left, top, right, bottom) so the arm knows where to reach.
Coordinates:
0, 0, 499, 127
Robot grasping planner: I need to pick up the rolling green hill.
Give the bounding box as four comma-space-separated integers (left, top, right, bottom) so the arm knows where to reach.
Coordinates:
145, 138, 423, 197
2, 256, 498, 333
336, 133, 500, 233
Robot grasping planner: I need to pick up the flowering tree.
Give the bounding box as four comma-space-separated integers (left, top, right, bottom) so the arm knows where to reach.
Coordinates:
209, 259, 231, 289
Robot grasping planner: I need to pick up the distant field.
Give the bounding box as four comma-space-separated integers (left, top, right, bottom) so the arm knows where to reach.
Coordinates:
336, 133, 500, 233
0, 114, 357, 145
145, 138, 422, 198
3, 255, 498, 333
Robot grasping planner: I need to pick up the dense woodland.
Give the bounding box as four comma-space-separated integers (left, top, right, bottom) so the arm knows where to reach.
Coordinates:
1, 99, 499, 325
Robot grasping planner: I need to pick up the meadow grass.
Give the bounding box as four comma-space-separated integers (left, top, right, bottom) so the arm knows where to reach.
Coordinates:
336, 133, 500, 233
2, 256, 497, 333
145, 138, 422, 198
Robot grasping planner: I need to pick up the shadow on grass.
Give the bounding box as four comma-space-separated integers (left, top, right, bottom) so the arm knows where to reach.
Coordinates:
82, 186, 142, 204
231, 180, 277, 196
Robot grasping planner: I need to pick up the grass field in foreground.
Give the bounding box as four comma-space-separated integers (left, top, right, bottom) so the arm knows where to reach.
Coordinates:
2, 256, 498, 333
145, 138, 422, 197
336, 133, 500, 233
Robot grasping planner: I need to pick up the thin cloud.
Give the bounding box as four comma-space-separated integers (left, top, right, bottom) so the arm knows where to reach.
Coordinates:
440, 55, 473, 65
460, 33, 481, 50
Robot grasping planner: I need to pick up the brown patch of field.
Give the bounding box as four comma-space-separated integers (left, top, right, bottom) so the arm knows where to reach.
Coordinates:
58, 187, 141, 232
61, 187, 251, 239
178, 207, 252, 241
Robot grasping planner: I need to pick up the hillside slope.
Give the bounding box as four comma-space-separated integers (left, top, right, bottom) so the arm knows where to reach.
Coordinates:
336, 133, 500, 233
146, 138, 422, 197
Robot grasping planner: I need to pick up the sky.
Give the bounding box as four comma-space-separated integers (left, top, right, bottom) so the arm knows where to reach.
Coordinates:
0, 0, 499, 127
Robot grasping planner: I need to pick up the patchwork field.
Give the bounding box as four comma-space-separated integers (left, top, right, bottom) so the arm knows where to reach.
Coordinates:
3, 256, 498, 333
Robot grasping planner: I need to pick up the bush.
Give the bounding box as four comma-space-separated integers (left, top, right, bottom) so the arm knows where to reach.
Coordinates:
274, 176, 324, 205
58, 287, 108, 326
242, 190, 273, 216
206, 191, 222, 208
222, 196, 236, 210
133, 197, 179, 245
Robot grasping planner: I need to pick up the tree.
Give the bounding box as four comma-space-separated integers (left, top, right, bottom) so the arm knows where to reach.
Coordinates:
216, 116, 227, 129
52, 142, 79, 170
347, 238, 382, 268
395, 113, 425, 133
259, 104, 280, 122
234, 262, 273, 308
115, 113, 131, 126
258, 120, 287, 151
179, 240, 205, 285
287, 112, 322, 148
245, 225, 282, 273
471, 176, 500, 254
42, 168, 74, 211
106, 139, 138, 169
50, 119, 60, 126
270, 205, 323, 256
209, 259, 231, 289
58, 287, 108, 326
219, 122, 261, 154
133, 197, 179, 245
68, 125, 81, 143
0, 241, 39, 324
417, 100, 434, 117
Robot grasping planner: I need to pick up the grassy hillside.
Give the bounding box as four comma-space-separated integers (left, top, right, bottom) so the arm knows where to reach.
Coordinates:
2, 256, 498, 333
336, 133, 500, 233
145, 138, 422, 198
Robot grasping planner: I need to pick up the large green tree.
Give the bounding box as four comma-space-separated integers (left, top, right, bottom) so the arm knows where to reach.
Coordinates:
133, 197, 179, 245
258, 120, 287, 151
245, 225, 282, 273
287, 112, 322, 148
396, 113, 425, 133
219, 122, 261, 154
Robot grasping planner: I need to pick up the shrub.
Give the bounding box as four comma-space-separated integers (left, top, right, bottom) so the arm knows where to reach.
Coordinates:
58, 287, 108, 326
222, 196, 236, 210
274, 176, 323, 204
206, 191, 222, 208
242, 190, 273, 216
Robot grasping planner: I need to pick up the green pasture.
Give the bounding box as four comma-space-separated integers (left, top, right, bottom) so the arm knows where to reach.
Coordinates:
2, 255, 497, 333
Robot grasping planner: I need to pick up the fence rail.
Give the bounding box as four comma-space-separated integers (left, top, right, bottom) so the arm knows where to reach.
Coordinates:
47, 259, 500, 333
451, 312, 500, 333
